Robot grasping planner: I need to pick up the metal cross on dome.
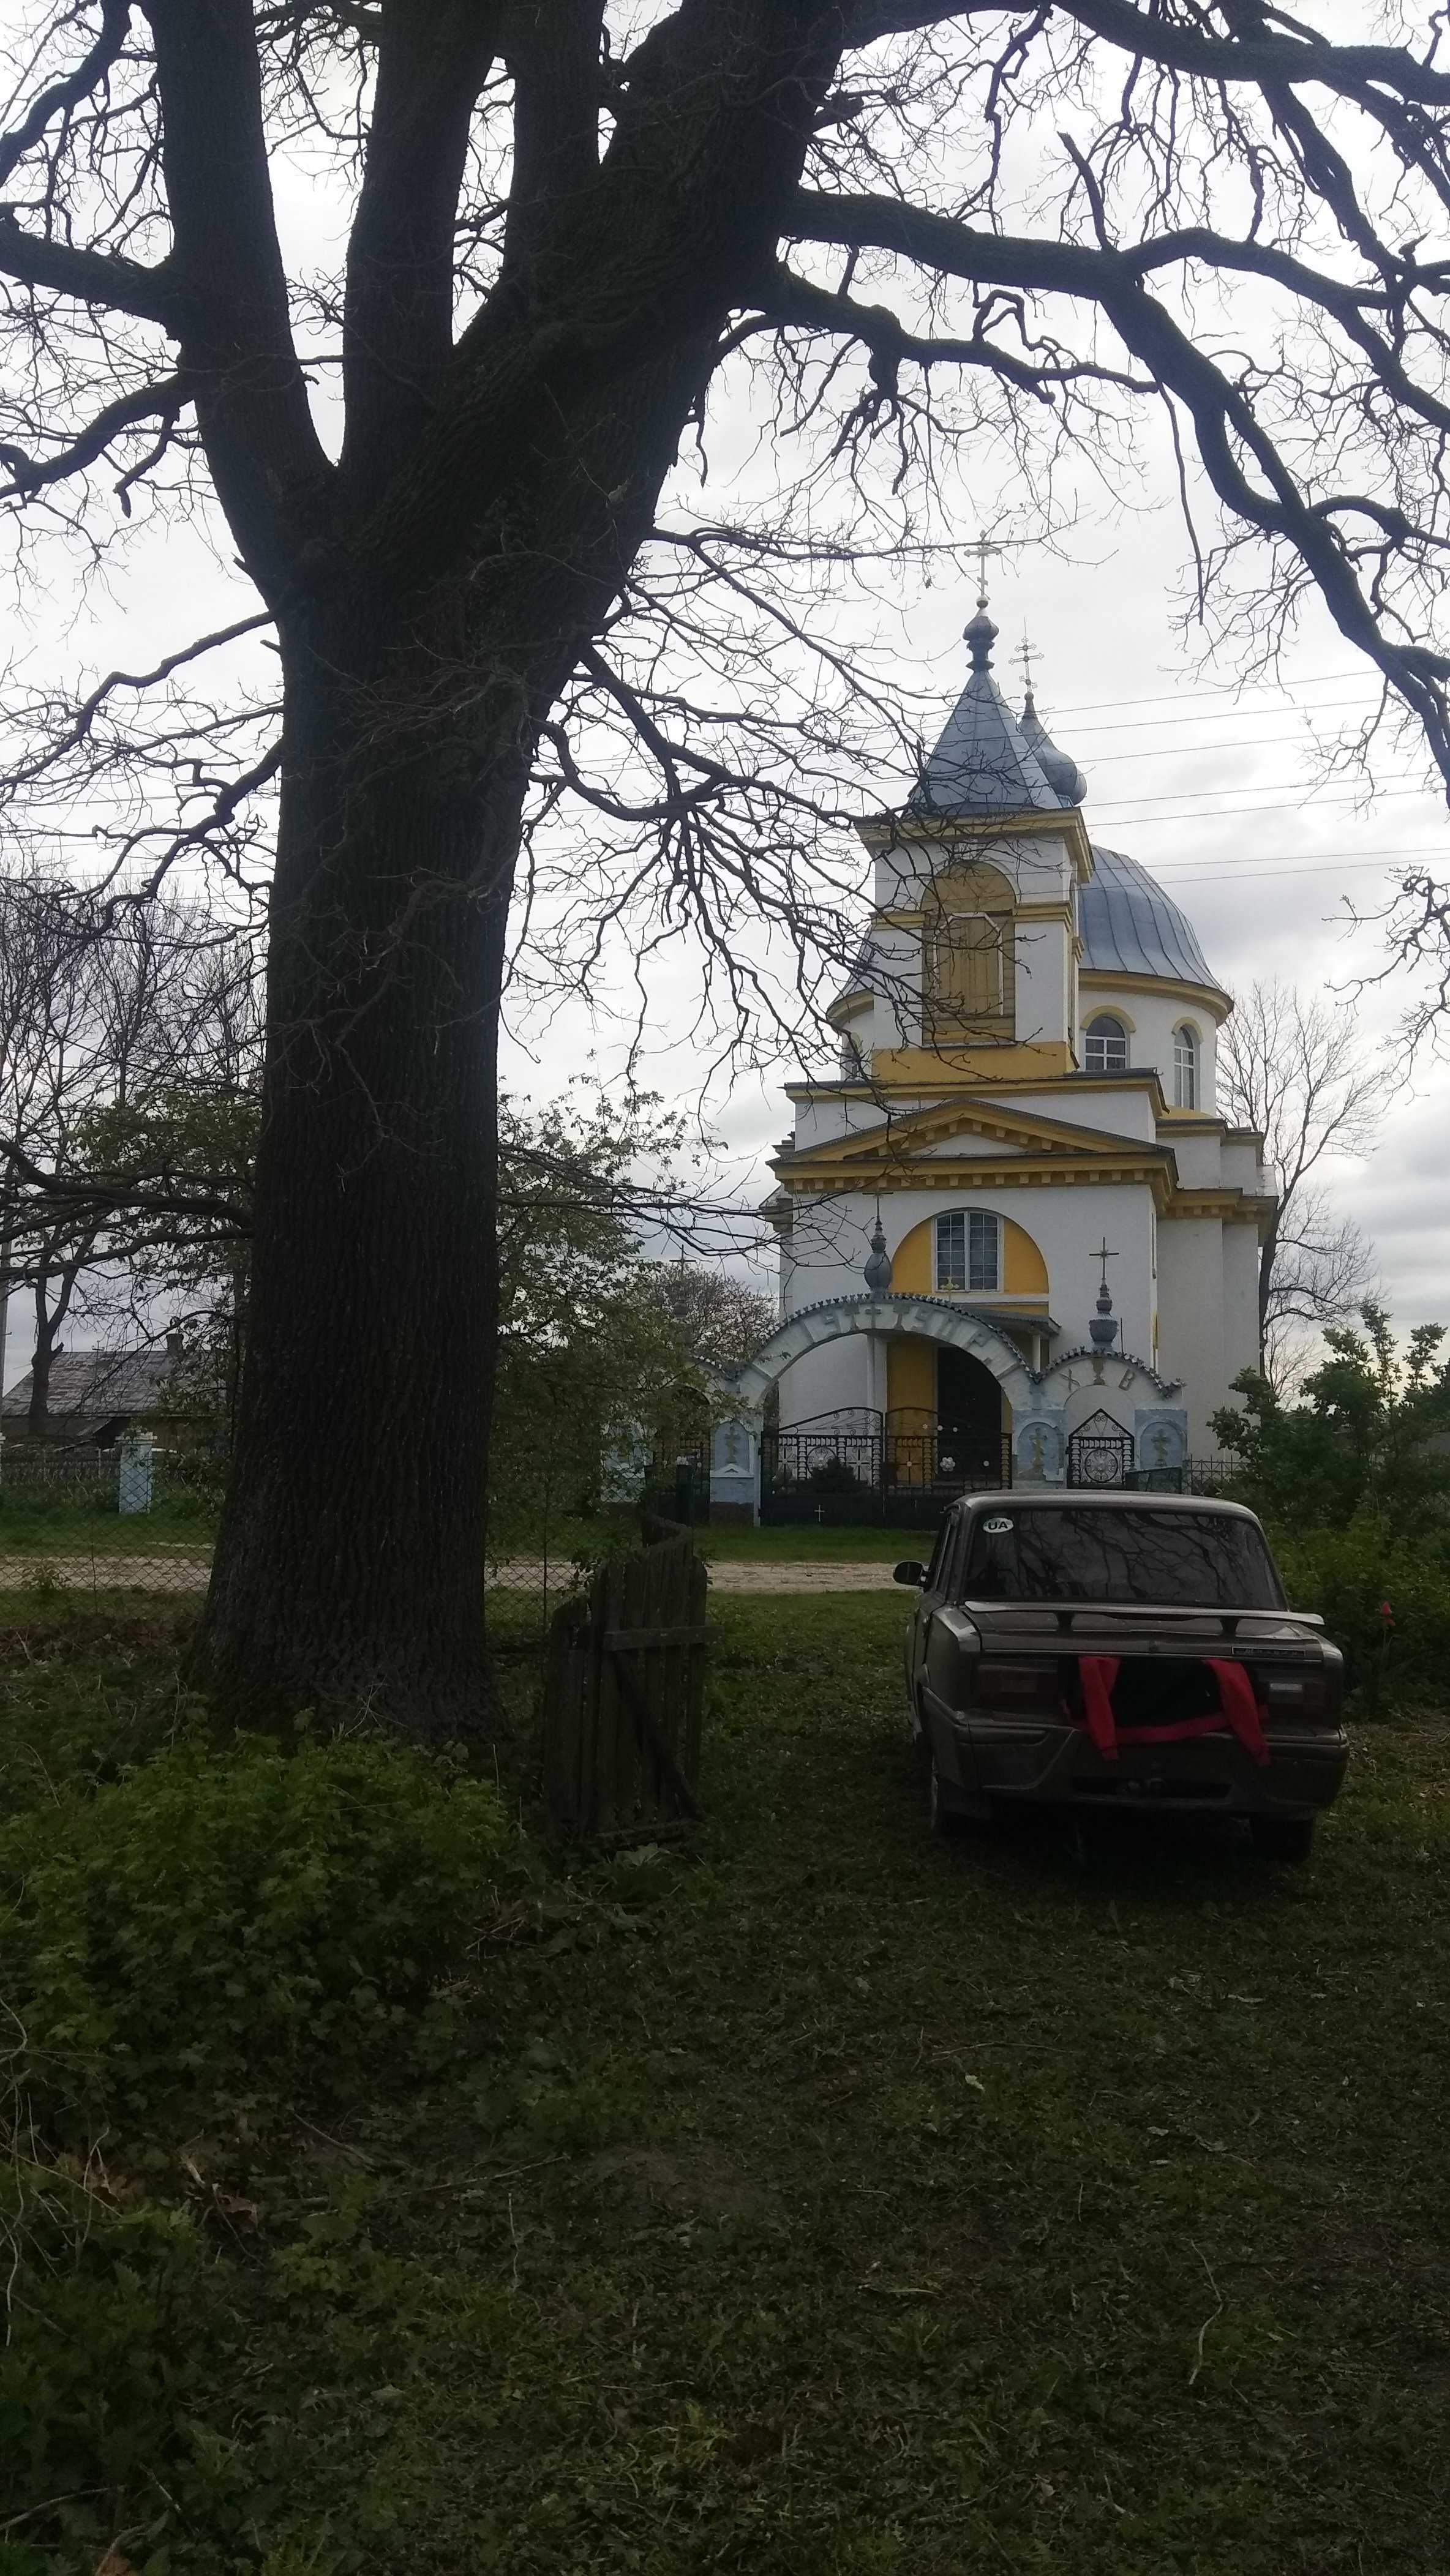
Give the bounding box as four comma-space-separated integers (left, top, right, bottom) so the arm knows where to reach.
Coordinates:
970, 527, 1024, 607
1092, 1237, 1119, 1294
1013, 629, 1039, 702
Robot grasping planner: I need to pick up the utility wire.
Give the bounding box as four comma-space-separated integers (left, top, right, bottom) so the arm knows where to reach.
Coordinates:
1093, 780, 1444, 824
1138, 850, 1442, 891
1043, 667, 1370, 717
1039, 690, 1386, 739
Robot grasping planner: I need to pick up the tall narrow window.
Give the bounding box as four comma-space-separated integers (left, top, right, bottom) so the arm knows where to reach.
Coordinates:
924, 907, 1014, 1035
1084, 1013, 1128, 1074
1173, 1023, 1199, 1109
936, 1210, 1000, 1292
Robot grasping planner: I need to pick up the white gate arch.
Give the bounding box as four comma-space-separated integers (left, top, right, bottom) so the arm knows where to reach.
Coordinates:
727, 1292, 1038, 1410
705, 1293, 1186, 1519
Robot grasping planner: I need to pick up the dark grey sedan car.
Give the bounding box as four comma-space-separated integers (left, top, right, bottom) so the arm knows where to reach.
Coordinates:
896, 1491, 1348, 1859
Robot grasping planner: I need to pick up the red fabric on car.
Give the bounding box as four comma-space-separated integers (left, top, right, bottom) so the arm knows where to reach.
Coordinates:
1073, 1653, 1269, 1767
1077, 1655, 1121, 1758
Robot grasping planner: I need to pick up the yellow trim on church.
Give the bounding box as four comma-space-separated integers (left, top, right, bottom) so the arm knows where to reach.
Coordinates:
886, 1338, 935, 1417
866, 1042, 1078, 1084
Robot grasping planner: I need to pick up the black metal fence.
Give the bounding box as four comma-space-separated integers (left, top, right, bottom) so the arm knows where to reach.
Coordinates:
761, 1412, 1012, 1527
1124, 1457, 1238, 1496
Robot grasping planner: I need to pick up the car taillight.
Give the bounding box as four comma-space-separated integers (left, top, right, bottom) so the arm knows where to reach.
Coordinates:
1256, 1665, 1329, 1718
972, 1658, 1064, 1715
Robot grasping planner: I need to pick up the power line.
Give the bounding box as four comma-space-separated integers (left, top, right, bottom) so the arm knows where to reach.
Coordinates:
1148, 855, 1442, 886
1043, 666, 1369, 718
1144, 855, 1426, 888
1142, 841, 1445, 878
1082, 728, 1397, 769
1093, 779, 1446, 825
1046, 690, 1383, 740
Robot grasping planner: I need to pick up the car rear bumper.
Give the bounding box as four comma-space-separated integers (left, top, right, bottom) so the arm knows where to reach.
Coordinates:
932, 1709, 1349, 1819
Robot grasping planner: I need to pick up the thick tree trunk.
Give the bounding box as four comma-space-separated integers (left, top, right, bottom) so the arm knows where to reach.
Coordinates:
195, 613, 532, 1735
190, 10, 845, 1731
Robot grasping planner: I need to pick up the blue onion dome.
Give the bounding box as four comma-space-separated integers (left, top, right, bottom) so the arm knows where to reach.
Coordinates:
1018, 685, 1088, 807
1080, 845, 1223, 992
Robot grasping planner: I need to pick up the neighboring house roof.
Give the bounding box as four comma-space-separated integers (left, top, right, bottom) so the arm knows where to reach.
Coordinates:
1, 1347, 185, 1426
1080, 845, 1221, 992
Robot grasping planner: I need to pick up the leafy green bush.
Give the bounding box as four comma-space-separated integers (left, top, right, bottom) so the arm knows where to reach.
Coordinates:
1273, 1519, 1450, 1709
1216, 1303, 1450, 1532
1, 1731, 511, 2135
0, 1721, 513, 2564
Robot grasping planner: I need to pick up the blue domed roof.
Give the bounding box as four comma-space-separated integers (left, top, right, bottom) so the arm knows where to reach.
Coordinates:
1080, 846, 1223, 993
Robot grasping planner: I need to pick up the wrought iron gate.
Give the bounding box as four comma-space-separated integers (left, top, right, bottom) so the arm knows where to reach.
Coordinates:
761, 1409, 1011, 1526
1066, 1409, 1135, 1489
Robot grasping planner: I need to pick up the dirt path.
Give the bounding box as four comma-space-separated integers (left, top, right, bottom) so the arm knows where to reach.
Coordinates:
0, 1554, 904, 1597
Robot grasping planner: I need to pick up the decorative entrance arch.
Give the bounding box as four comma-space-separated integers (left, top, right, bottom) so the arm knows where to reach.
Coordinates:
729, 1292, 1038, 1410
708, 1292, 1189, 1522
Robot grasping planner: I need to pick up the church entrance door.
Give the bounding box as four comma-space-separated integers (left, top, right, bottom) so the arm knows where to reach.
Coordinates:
936, 1345, 1007, 1485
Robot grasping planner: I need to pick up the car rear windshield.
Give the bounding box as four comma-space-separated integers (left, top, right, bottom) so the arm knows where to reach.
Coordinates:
958, 1507, 1285, 1609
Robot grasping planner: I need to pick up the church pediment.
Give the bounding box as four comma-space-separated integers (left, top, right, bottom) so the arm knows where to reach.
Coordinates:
779, 1091, 1167, 1176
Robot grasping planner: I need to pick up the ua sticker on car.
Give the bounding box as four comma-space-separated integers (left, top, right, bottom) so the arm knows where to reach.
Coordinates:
982, 1516, 1013, 1534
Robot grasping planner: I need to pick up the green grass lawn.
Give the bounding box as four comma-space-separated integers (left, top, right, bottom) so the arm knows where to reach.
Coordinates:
0, 1507, 918, 1566
0, 1500, 214, 1554
4, 1596, 1449, 2572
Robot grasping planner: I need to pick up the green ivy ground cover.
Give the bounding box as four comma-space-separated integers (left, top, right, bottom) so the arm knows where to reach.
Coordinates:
1, 1597, 1448, 2574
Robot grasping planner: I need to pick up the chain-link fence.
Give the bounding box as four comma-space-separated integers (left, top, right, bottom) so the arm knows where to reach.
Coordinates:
0, 1437, 219, 1601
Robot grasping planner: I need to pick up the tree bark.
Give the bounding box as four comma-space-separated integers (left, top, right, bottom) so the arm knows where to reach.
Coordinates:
195, 605, 530, 1735
27, 1262, 78, 1438
26, 1279, 54, 1438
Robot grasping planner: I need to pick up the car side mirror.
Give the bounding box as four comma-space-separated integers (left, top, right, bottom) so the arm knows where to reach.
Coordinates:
893, 1559, 926, 1587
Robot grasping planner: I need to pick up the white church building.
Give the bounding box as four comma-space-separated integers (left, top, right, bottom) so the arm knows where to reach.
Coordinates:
709, 592, 1274, 1519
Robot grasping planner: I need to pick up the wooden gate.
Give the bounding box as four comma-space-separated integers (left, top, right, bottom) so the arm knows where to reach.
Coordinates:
541, 1528, 708, 1844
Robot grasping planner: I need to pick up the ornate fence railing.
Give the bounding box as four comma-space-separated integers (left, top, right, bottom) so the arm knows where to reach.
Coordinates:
761, 1412, 1012, 1526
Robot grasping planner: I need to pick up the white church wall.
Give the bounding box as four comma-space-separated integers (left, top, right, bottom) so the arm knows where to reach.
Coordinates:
1000, 1082, 1160, 1142
1220, 1134, 1268, 1191
788, 1094, 893, 1151
1221, 1221, 1262, 1388
1013, 912, 1072, 1045
1162, 1126, 1228, 1186
1081, 983, 1221, 1110
783, 1181, 1157, 1365
1016, 1182, 1156, 1360
777, 1335, 873, 1428
919, 1129, 1028, 1159
1155, 1216, 1229, 1450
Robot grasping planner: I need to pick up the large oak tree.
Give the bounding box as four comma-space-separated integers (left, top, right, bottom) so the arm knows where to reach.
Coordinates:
2, 0, 1449, 1728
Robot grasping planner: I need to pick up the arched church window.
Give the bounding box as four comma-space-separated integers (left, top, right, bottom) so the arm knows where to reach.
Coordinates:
923, 891, 1014, 1038
1084, 1013, 1128, 1074
1173, 1022, 1199, 1109
936, 1209, 1000, 1292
